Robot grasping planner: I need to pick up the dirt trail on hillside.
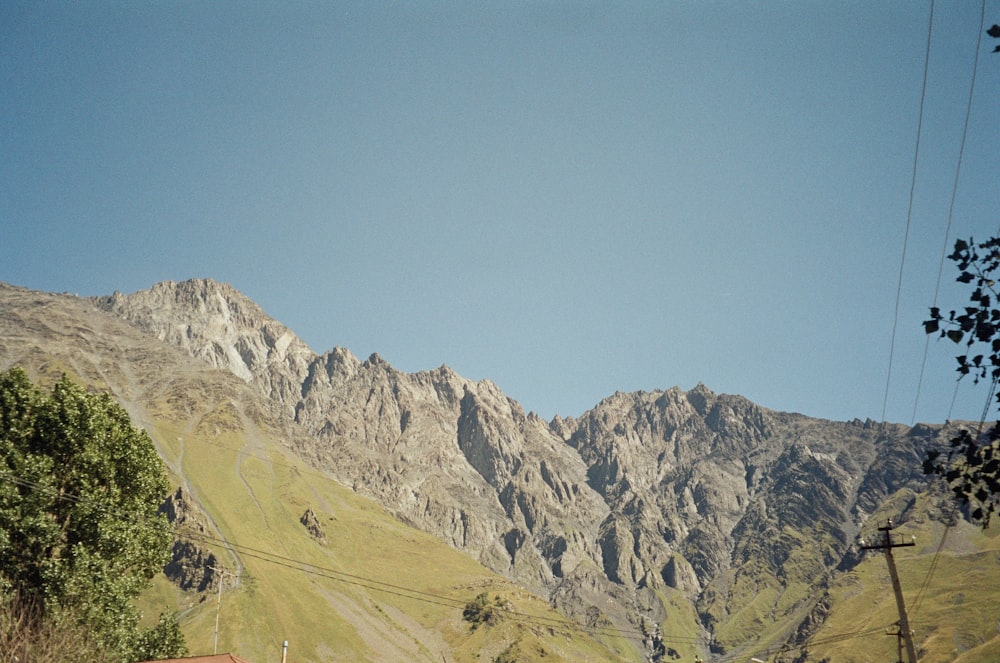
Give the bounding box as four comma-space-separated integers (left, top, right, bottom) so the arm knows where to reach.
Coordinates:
234, 400, 279, 536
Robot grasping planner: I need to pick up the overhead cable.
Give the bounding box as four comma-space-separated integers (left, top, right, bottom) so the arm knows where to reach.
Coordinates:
911, 0, 989, 424
882, 0, 935, 422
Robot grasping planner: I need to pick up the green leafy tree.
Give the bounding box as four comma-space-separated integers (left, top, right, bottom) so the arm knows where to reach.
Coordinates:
0, 367, 186, 661
924, 237, 1000, 526
134, 611, 187, 661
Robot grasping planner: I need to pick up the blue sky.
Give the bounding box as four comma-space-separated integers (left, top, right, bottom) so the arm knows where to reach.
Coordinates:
3, 1, 999, 424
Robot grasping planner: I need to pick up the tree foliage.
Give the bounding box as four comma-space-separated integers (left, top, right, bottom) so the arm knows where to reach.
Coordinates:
462, 592, 502, 630
924, 237, 1000, 526
0, 367, 186, 661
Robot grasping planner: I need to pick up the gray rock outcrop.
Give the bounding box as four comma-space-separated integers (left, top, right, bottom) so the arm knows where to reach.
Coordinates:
160, 486, 222, 592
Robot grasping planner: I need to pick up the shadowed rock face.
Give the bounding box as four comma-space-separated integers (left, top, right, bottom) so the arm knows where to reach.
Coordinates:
160, 487, 221, 592
28, 278, 948, 650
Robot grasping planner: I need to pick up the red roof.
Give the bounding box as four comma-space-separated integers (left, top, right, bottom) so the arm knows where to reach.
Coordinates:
144, 655, 253, 663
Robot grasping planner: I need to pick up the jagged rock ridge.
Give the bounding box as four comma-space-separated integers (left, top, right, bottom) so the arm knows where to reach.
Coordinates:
92, 278, 949, 653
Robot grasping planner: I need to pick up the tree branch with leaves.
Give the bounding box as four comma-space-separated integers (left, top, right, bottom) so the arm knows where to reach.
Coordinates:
924, 237, 1000, 526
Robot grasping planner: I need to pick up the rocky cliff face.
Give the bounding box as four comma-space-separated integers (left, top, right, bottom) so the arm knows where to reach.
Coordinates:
91, 279, 949, 653
160, 487, 223, 592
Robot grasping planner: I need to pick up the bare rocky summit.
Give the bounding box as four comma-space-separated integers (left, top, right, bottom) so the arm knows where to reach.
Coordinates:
94, 279, 315, 414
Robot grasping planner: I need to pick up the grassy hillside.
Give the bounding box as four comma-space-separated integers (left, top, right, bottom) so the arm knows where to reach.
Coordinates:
139, 404, 637, 662
728, 489, 1000, 663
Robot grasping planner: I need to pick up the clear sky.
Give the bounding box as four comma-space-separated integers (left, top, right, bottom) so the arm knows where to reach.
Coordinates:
3, 2, 999, 425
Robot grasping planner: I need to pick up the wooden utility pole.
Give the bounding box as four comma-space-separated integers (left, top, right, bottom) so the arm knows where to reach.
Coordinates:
887, 624, 907, 663
860, 519, 917, 663
208, 565, 233, 655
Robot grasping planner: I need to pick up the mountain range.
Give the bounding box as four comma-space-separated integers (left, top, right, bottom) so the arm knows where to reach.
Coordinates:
1, 278, 998, 663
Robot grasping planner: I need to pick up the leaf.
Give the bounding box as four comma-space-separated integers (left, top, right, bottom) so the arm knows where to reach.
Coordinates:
947, 329, 964, 343
924, 319, 939, 334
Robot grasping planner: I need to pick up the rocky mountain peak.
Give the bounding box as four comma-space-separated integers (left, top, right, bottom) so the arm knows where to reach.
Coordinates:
685, 381, 715, 414
93, 279, 316, 411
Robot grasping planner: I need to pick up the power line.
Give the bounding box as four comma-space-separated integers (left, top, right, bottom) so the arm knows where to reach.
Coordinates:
907, 0, 991, 634
883, 0, 936, 423
176, 528, 470, 611
153, 439, 669, 639
711, 622, 895, 663
911, 0, 989, 425
174, 527, 694, 643
909, 503, 955, 619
